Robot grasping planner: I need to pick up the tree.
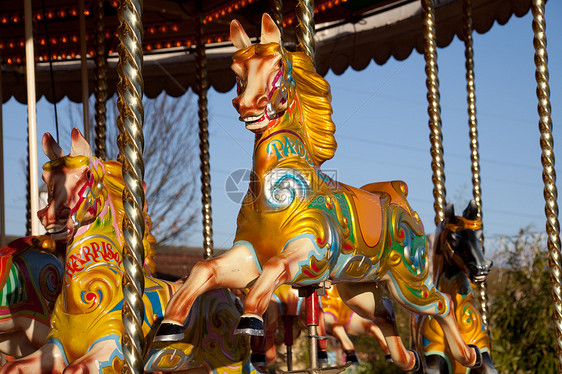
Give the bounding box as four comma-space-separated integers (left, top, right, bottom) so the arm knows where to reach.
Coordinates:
69, 92, 200, 247
489, 228, 557, 373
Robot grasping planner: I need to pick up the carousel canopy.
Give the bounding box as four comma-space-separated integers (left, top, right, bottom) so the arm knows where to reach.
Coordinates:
0, 0, 531, 104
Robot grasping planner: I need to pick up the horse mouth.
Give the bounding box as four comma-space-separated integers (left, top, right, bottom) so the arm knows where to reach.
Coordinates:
46, 225, 72, 240
240, 113, 268, 130
471, 274, 487, 283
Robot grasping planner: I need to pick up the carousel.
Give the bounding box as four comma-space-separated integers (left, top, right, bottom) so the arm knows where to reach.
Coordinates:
0, 0, 558, 373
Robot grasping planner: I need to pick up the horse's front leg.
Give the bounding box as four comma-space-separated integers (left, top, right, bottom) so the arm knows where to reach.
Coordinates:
0, 343, 66, 374
236, 237, 321, 335
156, 244, 260, 341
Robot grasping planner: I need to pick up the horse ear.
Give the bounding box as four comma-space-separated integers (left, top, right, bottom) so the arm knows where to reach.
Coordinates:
260, 13, 281, 45
230, 19, 251, 50
444, 203, 455, 224
70, 128, 92, 158
42, 132, 65, 160
463, 200, 479, 220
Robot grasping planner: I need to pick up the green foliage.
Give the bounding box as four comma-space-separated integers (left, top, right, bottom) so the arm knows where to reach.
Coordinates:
489, 228, 558, 373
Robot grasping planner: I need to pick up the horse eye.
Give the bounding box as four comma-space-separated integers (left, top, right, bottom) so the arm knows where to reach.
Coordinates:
86, 171, 91, 179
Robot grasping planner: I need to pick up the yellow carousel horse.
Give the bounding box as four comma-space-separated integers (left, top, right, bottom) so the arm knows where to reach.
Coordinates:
0, 129, 255, 374
156, 14, 481, 372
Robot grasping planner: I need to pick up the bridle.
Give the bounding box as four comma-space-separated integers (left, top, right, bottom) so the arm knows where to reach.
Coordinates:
70, 161, 104, 228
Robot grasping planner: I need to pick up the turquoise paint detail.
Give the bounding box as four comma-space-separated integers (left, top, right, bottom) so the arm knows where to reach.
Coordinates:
46, 338, 70, 366
233, 240, 263, 273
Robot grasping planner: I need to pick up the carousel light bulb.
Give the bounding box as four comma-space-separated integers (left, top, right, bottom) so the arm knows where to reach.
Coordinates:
84, 9, 90, 16
47, 11, 54, 19
8, 42, 14, 48
1, 17, 8, 24
19, 41, 24, 47
6, 58, 12, 64
70, 8, 78, 16
16, 57, 22, 63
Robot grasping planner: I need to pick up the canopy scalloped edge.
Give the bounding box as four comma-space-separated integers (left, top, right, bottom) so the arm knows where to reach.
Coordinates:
1, 0, 531, 105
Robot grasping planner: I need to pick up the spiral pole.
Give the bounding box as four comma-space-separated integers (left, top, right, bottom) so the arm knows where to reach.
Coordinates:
270, 0, 284, 41
422, 0, 446, 224
532, 1, 562, 370
116, 0, 145, 372
462, 0, 490, 333
196, 14, 214, 259
25, 126, 31, 237
296, 0, 315, 65
94, 0, 108, 160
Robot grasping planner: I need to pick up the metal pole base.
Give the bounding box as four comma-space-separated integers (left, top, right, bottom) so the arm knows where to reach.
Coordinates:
278, 362, 351, 374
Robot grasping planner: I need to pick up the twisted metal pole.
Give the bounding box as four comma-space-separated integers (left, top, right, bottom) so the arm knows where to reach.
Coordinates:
196, 13, 214, 259
116, 0, 145, 372
270, 0, 284, 41
532, 1, 562, 371
296, 0, 315, 65
422, 0, 446, 224
462, 0, 490, 333
94, 0, 108, 160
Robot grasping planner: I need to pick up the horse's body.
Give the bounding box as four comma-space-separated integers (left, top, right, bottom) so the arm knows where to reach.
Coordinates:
157, 14, 480, 371
0, 236, 63, 357
412, 202, 496, 374
0, 129, 255, 374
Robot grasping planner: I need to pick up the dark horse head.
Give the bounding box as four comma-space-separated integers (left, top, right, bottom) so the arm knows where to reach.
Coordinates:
437, 200, 493, 283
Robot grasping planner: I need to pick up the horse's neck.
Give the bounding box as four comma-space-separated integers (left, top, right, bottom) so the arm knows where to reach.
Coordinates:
432, 236, 463, 286
67, 198, 122, 257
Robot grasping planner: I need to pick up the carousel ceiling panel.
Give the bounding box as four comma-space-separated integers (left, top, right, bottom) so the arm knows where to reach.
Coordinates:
0, 0, 531, 104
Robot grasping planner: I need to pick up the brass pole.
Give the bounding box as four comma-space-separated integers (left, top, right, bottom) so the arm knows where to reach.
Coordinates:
422, 0, 446, 224
270, 0, 284, 41
94, 0, 108, 160
116, 0, 145, 372
463, 0, 489, 332
296, 0, 315, 65
532, 0, 562, 371
79, 0, 90, 144
196, 12, 213, 259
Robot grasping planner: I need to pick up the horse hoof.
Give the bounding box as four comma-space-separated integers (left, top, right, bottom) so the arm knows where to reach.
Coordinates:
154, 323, 184, 342
318, 350, 329, 364
345, 354, 359, 365
407, 350, 421, 372
235, 316, 264, 336
468, 344, 482, 369
385, 354, 393, 363
251, 353, 267, 367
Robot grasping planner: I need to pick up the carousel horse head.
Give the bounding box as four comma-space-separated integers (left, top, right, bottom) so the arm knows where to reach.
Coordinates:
437, 200, 493, 283
230, 14, 337, 166
38, 128, 106, 242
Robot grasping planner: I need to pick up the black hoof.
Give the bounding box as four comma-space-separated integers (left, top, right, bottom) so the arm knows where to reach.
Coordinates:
407, 350, 421, 372
385, 354, 393, 363
153, 322, 184, 342
318, 350, 329, 364
251, 353, 267, 367
468, 344, 483, 369
345, 353, 359, 365
235, 316, 264, 336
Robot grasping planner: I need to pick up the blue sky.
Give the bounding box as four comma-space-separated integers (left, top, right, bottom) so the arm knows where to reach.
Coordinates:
2, 1, 561, 253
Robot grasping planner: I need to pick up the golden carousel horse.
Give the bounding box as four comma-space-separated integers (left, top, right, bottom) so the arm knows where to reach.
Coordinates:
0, 129, 255, 374
156, 14, 481, 372
412, 201, 496, 373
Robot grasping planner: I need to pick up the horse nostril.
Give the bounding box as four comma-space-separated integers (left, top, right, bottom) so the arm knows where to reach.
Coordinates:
232, 98, 240, 112
59, 207, 71, 221
257, 95, 268, 109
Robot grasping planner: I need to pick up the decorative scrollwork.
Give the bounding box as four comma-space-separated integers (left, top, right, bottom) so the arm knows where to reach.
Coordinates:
264, 168, 311, 210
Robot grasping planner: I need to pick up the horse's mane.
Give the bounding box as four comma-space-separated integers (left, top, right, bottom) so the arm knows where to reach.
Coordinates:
101, 160, 155, 272
288, 51, 337, 166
